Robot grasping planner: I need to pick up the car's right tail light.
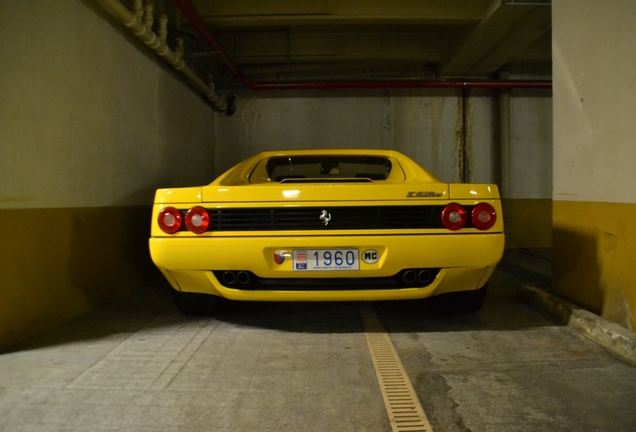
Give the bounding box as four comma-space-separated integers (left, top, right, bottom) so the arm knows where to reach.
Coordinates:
471, 203, 497, 230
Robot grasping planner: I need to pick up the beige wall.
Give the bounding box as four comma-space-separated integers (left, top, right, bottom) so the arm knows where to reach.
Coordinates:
552, 0, 636, 330
216, 92, 484, 183
0, 1, 217, 349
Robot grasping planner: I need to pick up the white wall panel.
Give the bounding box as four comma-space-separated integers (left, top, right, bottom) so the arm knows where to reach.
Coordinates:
553, 0, 636, 203
510, 94, 553, 199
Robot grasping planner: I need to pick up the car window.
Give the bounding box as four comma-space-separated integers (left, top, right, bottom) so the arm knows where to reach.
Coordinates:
261, 156, 393, 182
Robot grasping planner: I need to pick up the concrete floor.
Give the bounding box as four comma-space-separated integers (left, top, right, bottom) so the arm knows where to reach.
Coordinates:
1, 254, 635, 431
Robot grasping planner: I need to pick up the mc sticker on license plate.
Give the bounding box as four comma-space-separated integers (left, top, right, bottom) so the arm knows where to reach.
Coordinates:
293, 249, 359, 271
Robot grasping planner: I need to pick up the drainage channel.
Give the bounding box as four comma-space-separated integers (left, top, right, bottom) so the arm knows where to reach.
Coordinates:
360, 305, 434, 432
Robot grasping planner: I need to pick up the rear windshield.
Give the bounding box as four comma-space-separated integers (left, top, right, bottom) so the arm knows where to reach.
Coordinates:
263, 156, 393, 182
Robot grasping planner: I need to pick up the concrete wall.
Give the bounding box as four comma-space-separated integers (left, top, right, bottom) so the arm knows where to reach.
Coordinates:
505, 91, 553, 248
0, 1, 217, 349
215, 90, 553, 248
216, 92, 486, 183
552, 0, 636, 330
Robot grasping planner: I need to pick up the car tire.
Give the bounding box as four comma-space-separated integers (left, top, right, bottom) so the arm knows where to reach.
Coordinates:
171, 290, 224, 315
434, 284, 488, 313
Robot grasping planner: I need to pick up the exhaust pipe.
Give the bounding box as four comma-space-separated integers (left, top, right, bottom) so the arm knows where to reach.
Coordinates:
237, 271, 252, 285
402, 270, 417, 284
417, 270, 432, 285
222, 271, 236, 285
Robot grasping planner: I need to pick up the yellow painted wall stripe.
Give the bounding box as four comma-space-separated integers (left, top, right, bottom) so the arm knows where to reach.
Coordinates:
502, 198, 552, 249
0, 206, 157, 350
553, 200, 636, 331
360, 305, 434, 432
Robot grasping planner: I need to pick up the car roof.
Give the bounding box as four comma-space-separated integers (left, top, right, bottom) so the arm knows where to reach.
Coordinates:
251, 149, 407, 158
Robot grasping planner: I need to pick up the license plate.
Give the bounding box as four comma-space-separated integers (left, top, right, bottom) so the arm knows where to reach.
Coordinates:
293, 249, 359, 271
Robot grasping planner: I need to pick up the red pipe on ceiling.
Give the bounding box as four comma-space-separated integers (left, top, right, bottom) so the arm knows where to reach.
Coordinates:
173, 0, 552, 91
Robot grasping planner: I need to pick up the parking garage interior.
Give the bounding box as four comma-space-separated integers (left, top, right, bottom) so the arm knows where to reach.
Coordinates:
0, 1, 635, 431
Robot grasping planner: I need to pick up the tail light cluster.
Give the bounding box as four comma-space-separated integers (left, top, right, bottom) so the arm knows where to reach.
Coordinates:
158, 203, 497, 234
441, 202, 497, 231
158, 206, 210, 234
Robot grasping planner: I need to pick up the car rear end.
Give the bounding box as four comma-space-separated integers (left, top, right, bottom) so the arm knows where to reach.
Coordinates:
149, 150, 504, 304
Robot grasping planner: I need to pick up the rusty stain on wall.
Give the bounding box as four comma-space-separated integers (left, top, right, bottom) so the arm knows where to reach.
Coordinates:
427, 97, 445, 178
239, 96, 262, 155
380, 92, 395, 150
453, 94, 463, 182
453, 92, 474, 183
384, 92, 392, 132
465, 96, 474, 182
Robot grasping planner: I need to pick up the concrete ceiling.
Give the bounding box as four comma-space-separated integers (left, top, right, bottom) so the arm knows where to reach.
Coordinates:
168, 0, 551, 91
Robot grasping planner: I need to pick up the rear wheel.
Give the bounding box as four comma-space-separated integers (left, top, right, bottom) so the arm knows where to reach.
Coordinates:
171, 290, 224, 315
434, 284, 488, 313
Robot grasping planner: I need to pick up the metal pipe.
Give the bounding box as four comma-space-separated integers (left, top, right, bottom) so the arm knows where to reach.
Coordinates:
158, 13, 168, 45
144, 3, 154, 28
134, 0, 143, 23
504, 1, 552, 5
173, 0, 553, 92
102, 0, 227, 111
498, 74, 512, 199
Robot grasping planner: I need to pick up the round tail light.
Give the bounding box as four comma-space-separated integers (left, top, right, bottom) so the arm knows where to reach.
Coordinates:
185, 206, 210, 234
472, 203, 497, 230
158, 207, 182, 234
441, 203, 467, 230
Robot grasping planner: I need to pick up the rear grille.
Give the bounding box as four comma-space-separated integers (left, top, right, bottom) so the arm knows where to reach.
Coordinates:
179, 205, 475, 232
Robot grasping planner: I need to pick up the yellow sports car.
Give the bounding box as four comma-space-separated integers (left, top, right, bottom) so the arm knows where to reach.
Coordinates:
149, 149, 504, 314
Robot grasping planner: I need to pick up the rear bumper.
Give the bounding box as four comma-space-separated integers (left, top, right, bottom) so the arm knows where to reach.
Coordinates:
150, 233, 504, 301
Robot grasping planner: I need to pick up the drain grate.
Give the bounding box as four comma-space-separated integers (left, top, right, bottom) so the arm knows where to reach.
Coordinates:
360, 305, 434, 432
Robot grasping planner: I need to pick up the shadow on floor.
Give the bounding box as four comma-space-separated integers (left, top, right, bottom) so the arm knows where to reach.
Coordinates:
0, 280, 174, 355
216, 270, 557, 334
1, 261, 561, 355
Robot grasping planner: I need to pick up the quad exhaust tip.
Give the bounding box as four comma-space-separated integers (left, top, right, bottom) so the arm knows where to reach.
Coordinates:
222, 271, 253, 286
216, 268, 438, 289
402, 269, 433, 286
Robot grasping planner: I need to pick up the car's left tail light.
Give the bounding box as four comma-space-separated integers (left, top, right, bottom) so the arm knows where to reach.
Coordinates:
185, 206, 210, 234
441, 203, 467, 231
158, 207, 182, 234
